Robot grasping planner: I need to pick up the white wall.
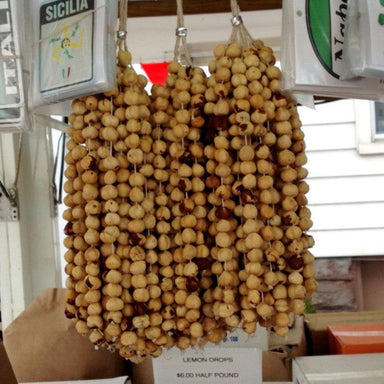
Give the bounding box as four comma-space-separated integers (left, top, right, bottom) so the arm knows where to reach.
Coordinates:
301, 99, 384, 257
0, 124, 62, 328
125, 10, 282, 64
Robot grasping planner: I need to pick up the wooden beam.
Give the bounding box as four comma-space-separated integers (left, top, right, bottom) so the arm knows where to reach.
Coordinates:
127, 0, 282, 18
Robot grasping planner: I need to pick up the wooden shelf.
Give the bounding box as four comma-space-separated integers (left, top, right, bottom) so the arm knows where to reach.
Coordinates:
126, 0, 282, 17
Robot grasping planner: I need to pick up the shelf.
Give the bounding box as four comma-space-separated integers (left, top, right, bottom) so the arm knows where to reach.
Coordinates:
126, 0, 282, 17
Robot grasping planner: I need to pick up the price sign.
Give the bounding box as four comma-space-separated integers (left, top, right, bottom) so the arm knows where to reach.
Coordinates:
153, 347, 262, 384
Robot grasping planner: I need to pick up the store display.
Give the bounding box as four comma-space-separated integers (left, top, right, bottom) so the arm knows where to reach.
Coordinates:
61, 0, 316, 364
3, 0, 384, 382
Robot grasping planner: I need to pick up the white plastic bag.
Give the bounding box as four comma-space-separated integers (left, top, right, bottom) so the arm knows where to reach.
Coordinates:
343, 0, 384, 79
0, 0, 29, 132
29, 0, 118, 116
280, 0, 384, 102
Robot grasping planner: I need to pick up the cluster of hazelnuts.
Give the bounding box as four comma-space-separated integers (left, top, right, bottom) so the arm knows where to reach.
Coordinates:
63, 41, 317, 363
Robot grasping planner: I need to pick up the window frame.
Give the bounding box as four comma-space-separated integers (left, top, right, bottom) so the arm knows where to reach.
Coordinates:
371, 102, 384, 141
355, 100, 384, 154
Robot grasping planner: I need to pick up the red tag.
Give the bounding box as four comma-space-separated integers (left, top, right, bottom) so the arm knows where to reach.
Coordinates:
141, 62, 170, 86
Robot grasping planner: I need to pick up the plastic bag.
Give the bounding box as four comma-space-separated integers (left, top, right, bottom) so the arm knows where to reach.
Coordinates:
343, 0, 384, 80
280, 0, 384, 103
0, 0, 29, 132
29, 0, 118, 116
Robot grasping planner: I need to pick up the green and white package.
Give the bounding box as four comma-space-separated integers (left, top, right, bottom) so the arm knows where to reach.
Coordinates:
281, 0, 384, 102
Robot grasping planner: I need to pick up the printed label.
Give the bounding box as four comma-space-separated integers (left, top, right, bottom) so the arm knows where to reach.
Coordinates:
39, 0, 95, 93
153, 347, 262, 384
208, 326, 268, 350
306, 0, 349, 79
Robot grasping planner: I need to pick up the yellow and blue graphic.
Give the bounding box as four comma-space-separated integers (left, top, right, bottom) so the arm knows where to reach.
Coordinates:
49, 23, 84, 79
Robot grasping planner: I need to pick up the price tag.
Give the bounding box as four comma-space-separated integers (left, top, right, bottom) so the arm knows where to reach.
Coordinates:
153, 347, 262, 384
211, 326, 268, 350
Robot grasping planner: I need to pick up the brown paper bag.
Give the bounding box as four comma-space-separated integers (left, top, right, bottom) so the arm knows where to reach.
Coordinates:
4, 288, 130, 382
0, 341, 18, 384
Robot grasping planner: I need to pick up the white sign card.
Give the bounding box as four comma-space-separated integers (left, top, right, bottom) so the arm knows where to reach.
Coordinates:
153, 347, 262, 384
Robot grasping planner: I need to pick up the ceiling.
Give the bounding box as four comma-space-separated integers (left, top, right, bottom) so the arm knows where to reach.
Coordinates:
127, 0, 282, 17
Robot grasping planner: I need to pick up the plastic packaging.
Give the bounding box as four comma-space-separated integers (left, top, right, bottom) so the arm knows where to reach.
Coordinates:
343, 0, 384, 80
280, 0, 384, 103
30, 0, 118, 116
0, 0, 28, 132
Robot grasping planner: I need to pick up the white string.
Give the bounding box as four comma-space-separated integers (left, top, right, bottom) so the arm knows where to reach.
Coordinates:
173, 0, 193, 66
117, 0, 128, 51
228, 0, 253, 47
230, 0, 240, 17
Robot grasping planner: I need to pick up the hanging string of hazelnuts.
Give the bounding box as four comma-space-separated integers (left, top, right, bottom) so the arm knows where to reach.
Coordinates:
62, 4, 317, 362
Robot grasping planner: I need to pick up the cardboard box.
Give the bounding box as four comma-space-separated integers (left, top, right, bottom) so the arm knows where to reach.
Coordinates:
0, 341, 17, 384
264, 315, 307, 382
293, 353, 384, 384
328, 323, 384, 355
304, 311, 384, 355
